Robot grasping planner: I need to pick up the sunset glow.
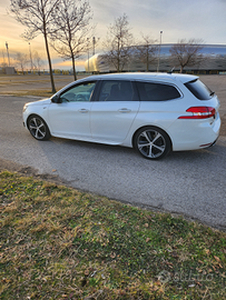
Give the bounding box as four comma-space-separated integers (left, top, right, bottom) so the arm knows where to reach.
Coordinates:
1, 0, 226, 72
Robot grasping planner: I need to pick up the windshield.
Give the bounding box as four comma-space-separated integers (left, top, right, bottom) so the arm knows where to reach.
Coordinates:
184, 79, 214, 100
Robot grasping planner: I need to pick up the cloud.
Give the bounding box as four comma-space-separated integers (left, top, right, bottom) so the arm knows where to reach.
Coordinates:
1, 0, 226, 71
91, 0, 226, 44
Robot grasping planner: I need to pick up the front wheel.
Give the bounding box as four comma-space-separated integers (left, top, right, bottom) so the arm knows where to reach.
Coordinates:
134, 127, 171, 160
27, 115, 51, 141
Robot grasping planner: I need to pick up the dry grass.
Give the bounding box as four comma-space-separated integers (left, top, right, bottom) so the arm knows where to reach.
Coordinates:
0, 171, 226, 299
1, 90, 55, 98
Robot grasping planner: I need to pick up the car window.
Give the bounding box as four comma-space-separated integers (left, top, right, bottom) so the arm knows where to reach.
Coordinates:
136, 81, 181, 101
184, 79, 213, 100
98, 80, 138, 101
60, 82, 96, 102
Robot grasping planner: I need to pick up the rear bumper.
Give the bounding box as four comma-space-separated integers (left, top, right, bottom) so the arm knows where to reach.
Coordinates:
207, 137, 219, 148
169, 113, 221, 151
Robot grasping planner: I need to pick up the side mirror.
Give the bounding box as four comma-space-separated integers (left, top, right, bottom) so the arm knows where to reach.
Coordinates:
51, 95, 62, 103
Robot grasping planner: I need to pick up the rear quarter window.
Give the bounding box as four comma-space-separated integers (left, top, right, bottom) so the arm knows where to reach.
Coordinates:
184, 79, 213, 100
136, 81, 181, 101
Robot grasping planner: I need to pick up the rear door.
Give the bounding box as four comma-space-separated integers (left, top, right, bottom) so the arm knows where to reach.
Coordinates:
90, 80, 140, 144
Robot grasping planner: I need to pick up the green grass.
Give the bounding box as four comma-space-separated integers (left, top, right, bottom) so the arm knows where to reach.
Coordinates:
0, 171, 225, 299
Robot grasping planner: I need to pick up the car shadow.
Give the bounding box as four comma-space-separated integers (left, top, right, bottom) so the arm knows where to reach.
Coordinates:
47, 135, 225, 164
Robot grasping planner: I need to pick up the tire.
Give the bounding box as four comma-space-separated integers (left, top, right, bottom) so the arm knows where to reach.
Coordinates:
27, 115, 51, 141
134, 126, 171, 160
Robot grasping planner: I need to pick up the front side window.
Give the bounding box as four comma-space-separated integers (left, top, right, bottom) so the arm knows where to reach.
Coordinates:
60, 82, 96, 102
98, 80, 138, 101
136, 81, 181, 101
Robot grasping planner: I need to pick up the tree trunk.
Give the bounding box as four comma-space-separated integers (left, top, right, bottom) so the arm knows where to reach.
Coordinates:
71, 54, 77, 81
146, 47, 149, 72
117, 37, 120, 72
43, 31, 56, 93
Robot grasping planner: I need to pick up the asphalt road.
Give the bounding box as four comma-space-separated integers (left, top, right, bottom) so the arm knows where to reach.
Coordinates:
0, 77, 226, 230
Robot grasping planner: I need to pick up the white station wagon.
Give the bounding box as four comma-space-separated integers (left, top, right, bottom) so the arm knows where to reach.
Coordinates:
23, 73, 221, 160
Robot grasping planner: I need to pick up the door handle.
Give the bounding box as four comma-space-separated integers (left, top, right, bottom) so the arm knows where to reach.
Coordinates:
78, 109, 89, 113
118, 108, 131, 113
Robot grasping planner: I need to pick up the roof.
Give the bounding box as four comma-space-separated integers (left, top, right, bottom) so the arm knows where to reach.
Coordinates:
80, 72, 198, 84
55, 72, 199, 97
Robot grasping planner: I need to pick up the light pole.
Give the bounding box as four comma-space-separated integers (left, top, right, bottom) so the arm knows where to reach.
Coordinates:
5, 42, 10, 67
87, 38, 90, 73
92, 37, 100, 56
93, 37, 96, 56
157, 31, 163, 72
28, 42, 33, 72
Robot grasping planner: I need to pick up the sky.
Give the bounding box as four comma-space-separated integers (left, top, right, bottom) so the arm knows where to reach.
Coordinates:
1, 0, 226, 71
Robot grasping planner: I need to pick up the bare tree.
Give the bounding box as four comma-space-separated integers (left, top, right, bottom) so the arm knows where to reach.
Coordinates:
103, 14, 134, 72
33, 51, 44, 75
15, 52, 28, 74
10, 0, 60, 93
136, 35, 158, 72
49, 0, 93, 81
169, 39, 204, 73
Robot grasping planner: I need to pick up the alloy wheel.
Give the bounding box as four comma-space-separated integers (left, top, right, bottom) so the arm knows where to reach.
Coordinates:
28, 116, 50, 140
135, 127, 171, 159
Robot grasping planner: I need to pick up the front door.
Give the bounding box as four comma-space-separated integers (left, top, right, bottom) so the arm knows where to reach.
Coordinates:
48, 82, 96, 139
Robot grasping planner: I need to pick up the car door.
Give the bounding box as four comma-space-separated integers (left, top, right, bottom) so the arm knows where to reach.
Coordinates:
48, 81, 96, 139
90, 80, 140, 144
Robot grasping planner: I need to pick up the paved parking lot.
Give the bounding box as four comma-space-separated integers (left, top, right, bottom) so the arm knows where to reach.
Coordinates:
0, 74, 225, 230
199, 75, 226, 134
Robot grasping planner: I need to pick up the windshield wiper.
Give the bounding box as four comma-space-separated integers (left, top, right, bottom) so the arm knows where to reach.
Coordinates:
210, 91, 215, 96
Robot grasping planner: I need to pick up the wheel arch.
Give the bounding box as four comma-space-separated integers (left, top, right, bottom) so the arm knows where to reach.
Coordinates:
26, 113, 48, 130
132, 125, 173, 150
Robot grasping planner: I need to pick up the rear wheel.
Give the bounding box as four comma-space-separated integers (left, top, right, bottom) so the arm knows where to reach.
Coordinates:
134, 127, 171, 160
27, 115, 51, 141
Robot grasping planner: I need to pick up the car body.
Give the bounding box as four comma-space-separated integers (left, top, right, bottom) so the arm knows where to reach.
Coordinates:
23, 72, 221, 159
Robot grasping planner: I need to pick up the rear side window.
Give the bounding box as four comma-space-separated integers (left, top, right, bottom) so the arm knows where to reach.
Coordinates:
184, 79, 214, 100
136, 81, 181, 101
98, 80, 138, 101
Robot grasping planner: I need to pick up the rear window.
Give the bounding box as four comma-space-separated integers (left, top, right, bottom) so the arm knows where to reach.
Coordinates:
185, 79, 214, 100
136, 81, 181, 101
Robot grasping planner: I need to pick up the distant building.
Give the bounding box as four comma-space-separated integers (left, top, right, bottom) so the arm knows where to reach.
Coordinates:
0, 67, 16, 75
85, 44, 226, 74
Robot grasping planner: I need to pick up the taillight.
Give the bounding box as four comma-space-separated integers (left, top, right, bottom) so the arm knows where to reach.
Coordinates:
178, 106, 216, 119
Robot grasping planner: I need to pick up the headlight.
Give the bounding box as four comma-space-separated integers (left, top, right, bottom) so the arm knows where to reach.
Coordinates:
23, 104, 28, 112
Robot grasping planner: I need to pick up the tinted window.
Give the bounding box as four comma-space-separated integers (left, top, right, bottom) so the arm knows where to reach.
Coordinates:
98, 80, 138, 101
185, 79, 213, 100
136, 82, 181, 101
60, 82, 96, 102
